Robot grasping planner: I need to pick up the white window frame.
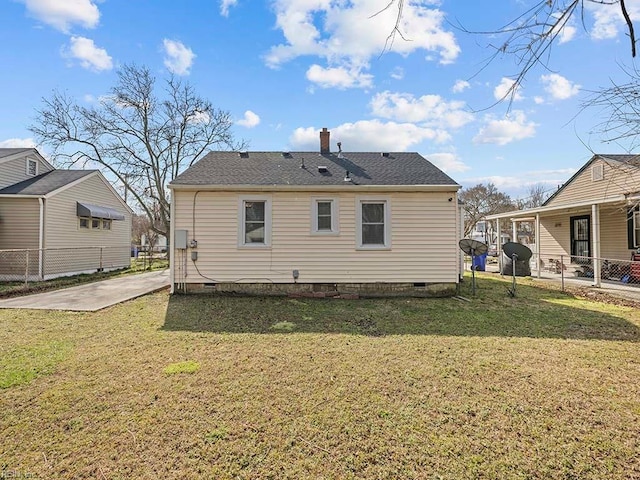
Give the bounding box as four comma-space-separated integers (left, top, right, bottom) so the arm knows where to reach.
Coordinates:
91, 218, 101, 229
102, 219, 112, 230
238, 196, 272, 248
26, 158, 38, 176
356, 196, 391, 250
634, 210, 640, 248
79, 217, 90, 229
311, 197, 339, 235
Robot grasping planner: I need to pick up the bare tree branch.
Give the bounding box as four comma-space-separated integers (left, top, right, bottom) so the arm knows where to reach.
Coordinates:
30, 63, 248, 240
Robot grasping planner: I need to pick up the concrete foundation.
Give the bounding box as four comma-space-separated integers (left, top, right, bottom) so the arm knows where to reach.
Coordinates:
174, 281, 457, 298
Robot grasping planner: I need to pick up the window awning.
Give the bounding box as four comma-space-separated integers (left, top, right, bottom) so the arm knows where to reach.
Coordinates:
76, 202, 125, 220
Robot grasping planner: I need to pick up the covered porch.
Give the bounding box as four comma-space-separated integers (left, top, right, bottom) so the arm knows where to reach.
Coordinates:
486, 195, 640, 288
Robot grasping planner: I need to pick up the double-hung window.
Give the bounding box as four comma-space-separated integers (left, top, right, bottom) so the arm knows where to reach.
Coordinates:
635, 210, 640, 248
239, 196, 272, 247
27, 158, 37, 176
311, 198, 339, 234
357, 198, 390, 249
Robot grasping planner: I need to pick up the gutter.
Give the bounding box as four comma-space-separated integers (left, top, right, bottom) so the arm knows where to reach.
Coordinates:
38, 197, 44, 280
169, 184, 461, 192
485, 194, 628, 220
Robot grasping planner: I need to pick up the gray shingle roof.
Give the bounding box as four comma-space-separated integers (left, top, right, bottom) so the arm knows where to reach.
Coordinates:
0, 148, 33, 159
0, 170, 96, 195
171, 151, 459, 187
598, 154, 640, 164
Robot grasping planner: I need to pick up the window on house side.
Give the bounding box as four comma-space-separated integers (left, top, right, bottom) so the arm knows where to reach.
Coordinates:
311, 198, 338, 234
634, 211, 640, 247
102, 219, 112, 230
245, 201, 266, 244
79, 217, 90, 229
92, 218, 101, 229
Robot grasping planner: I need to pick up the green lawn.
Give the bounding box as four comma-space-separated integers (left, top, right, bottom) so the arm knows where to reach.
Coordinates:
1, 274, 639, 479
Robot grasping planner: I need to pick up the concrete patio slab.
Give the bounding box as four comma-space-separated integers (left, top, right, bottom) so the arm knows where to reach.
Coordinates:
0, 270, 169, 312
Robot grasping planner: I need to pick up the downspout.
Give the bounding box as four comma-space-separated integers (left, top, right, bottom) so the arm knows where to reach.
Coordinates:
535, 214, 541, 279
38, 197, 44, 280
169, 189, 175, 294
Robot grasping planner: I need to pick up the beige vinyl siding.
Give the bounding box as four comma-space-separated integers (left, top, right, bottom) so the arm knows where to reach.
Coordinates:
173, 190, 459, 284
0, 156, 54, 189
600, 205, 633, 260
0, 198, 40, 250
538, 205, 631, 263
44, 174, 131, 272
548, 158, 640, 207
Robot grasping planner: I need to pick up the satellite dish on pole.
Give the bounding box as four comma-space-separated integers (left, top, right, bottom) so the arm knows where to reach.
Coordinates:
502, 242, 533, 297
458, 238, 488, 295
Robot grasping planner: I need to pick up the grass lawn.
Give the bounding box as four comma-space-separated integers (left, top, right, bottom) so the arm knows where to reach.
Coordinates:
1, 274, 639, 479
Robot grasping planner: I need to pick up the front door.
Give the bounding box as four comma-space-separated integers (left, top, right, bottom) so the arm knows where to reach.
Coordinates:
570, 215, 591, 261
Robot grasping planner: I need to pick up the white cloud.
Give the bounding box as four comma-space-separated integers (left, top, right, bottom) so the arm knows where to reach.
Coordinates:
370, 91, 473, 129
533, 96, 545, 105
290, 121, 450, 152
462, 168, 575, 192
494, 77, 523, 102
265, 0, 459, 88
473, 110, 537, 146
220, 0, 238, 17
541, 73, 581, 100
0, 138, 37, 148
237, 110, 261, 128
452, 79, 470, 93
390, 67, 404, 80
19, 0, 100, 32
586, 0, 640, 40
306, 64, 373, 89
162, 39, 195, 76
427, 152, 470, 173
63, 36, 112, 72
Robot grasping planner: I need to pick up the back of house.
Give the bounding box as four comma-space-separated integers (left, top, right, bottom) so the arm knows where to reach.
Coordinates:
169, 128, 462, 297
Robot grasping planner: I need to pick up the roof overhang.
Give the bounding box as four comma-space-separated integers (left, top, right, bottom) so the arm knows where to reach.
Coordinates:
76, 202, 125, 220
169, 184, 461, 192
486, 194, 629, 221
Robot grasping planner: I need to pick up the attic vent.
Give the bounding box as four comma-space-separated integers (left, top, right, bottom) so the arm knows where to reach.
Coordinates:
592, 164, 604, 181
381, 152, 390, 157
282, 152, 291, 157
238, 151, 249, 158
318, 166, 328, 173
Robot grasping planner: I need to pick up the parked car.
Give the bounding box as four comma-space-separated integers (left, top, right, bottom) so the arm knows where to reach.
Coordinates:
487, 244, 498, 257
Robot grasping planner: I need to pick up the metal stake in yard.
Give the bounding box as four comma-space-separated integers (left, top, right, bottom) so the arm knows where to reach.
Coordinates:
458, 239, 488, 297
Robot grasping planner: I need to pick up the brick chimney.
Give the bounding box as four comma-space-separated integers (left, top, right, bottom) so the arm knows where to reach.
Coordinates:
320, 127, 330, 154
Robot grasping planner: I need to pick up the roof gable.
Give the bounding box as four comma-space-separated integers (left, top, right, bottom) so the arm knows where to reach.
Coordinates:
171, 151, 459, 188
543, 154, 640, 207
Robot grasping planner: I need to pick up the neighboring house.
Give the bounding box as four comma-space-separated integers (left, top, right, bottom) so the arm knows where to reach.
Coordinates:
168, 128, 462, 296
0, 148, 132, 280
487, 154, 640, 285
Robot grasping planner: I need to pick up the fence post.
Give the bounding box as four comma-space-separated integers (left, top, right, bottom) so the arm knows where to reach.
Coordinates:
561, 255, 565, 292
25, 250, 29, 287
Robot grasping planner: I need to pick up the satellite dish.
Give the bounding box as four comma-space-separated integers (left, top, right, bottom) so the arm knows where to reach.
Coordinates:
458, 239, 488, 296
458, 238, 488, 256
502, 242, 532, 262
502, 242, 533, 297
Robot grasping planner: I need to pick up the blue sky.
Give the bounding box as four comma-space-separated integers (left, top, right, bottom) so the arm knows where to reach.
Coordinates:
1, 0, 638, 201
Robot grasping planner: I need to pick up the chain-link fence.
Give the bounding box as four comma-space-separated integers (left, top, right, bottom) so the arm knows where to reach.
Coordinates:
0, 245, 131, 284
537, 254, 640, 291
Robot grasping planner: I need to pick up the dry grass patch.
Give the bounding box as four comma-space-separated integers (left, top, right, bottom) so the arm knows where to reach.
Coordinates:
1, 275, 639, 479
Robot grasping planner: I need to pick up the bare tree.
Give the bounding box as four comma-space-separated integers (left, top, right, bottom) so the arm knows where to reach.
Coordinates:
517, 184, 552, 209
30, 64, 246, 240
460, 183, 515, 237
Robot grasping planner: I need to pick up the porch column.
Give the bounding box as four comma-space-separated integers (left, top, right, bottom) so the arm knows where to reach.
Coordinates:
592, 204, 601, 287
535, 213, 541, 278
512, 220, 517, 243
497, 218, 502, 273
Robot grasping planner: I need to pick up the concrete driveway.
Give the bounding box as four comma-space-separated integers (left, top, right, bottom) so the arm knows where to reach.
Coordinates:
0, 270, 169, 312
